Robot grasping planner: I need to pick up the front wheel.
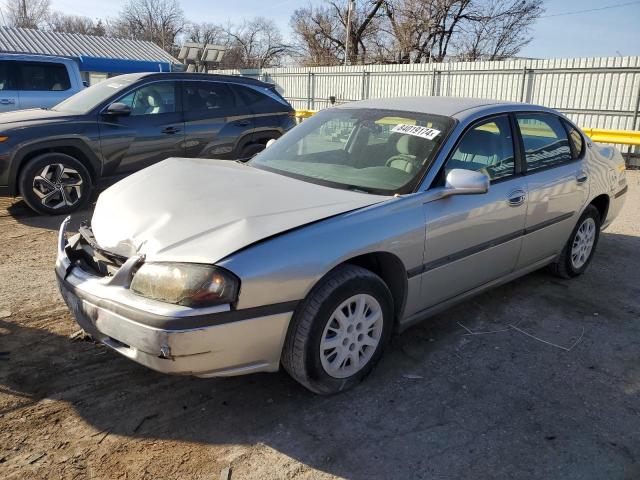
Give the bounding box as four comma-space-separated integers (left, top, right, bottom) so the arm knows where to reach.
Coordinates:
19, 153, 92, 215
281, 265, 394, 394
549, 205, 601, 278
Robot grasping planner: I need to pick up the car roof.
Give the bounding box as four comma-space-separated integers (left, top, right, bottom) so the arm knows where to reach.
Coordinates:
336, 96, 530, 119
126, 72, 275, 88
0, 52, 76, 64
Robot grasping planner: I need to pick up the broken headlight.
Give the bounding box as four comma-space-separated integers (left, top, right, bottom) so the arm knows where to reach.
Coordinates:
130, 263, 239, 308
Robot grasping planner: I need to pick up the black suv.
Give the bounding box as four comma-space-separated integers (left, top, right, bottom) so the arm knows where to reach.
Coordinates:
0, 72, 295, 214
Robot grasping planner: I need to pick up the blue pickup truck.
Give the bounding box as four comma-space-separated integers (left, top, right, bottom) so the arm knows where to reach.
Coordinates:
0, 54, 85, 112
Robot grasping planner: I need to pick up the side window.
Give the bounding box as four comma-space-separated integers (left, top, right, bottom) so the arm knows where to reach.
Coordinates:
183, 82, 235, 111
18, 62, 71, 91
119, 82, 176, 116
0, 62, 17, 91
445, 115, 515, 182
562, 120, 584, 159
516, 113, 572, 171
231, 84, 285, 110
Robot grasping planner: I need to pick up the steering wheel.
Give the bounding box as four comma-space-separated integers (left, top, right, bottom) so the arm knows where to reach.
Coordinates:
385, 154, 417, 173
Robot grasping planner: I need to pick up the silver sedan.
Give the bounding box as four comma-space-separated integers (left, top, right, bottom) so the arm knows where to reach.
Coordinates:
56, 97, 628, 394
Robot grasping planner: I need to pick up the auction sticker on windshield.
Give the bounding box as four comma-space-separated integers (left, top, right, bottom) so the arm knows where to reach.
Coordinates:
391, 124, 441, 140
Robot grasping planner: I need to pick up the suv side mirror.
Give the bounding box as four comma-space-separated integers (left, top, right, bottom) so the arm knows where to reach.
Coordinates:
105, 102, 131, 116
444, 169, 489, 196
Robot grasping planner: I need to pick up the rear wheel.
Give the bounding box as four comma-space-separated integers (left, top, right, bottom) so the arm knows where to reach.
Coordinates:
549, 205, 601, 278
19, 153, 92, 215
281, 265, 393, 394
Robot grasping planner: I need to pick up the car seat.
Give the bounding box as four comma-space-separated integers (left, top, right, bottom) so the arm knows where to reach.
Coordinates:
386, 134, 421, 173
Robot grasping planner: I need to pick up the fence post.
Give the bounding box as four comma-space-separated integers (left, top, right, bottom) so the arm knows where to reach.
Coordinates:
430, 69, 436, 96
311, 72, 316, 109
519, 66, 531, 102
306, 71, 312, 109
632, 80, 640, 130
361, 70, 370, 99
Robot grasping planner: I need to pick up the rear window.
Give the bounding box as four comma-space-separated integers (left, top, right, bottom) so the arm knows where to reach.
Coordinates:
18, 62, 71, 91
231, 84, 289, 110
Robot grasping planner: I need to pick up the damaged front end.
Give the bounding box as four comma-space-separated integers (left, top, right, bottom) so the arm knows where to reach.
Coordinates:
55, 217, 292, 377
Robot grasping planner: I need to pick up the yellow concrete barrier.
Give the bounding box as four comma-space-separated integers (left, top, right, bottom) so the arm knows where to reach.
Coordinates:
582, 128, 640, 146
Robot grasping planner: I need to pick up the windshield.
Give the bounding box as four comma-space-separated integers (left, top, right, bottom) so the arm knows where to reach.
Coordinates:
52, 76, 138, 114
250, 108, 454, 195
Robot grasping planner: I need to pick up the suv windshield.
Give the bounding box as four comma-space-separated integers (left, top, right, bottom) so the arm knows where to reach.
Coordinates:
250, 108, 454, 195
52, 76, 138, 114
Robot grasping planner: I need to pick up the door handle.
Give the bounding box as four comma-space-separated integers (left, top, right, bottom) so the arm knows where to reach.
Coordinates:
233, 120, 251, 127
576, 173, 588, 184
0, 98, 16, 105
507, 189, 526, 207
162, 126, 181, 135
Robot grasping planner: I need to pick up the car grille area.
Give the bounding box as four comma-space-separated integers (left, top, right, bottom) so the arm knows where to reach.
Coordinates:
65, 225, 128, 277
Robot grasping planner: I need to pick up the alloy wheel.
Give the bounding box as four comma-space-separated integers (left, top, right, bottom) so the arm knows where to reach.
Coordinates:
571, 217, 596, 269
32, 163, 83, 210
320, 294, 384, 379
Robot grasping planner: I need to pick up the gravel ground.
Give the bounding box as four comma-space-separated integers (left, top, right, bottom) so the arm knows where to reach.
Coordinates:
0, 171, 639, 480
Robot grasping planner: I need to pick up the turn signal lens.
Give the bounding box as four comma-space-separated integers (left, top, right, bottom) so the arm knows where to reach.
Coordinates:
0, 136, 8, 142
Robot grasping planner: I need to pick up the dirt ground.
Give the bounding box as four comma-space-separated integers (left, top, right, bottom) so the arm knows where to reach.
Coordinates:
1, 172, 639, 480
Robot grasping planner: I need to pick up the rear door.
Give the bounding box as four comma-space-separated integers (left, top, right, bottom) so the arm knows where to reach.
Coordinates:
98, 81, 185, 174
181, 80, 254, 159
16, 61, 73, 109
514, 112, 588, 268
230, 83, 295, 136
419, 114, 528, 307
0, 61, 19, 112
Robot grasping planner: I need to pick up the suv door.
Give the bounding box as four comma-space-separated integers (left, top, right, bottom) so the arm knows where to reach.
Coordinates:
0, 61, 19, 112
98, 81, 185, 174
181, 81, 254, 159
514, 112, 588, 268
419, 114, 527, 307
16, 61, 72, 109
231, 83, 294, 135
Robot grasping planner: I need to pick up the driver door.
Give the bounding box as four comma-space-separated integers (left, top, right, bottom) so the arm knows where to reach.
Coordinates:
419, 114, 528, 307
98, 81, 185, 174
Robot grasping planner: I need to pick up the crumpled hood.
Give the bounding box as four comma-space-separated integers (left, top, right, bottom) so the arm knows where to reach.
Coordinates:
92, 158, 387, 264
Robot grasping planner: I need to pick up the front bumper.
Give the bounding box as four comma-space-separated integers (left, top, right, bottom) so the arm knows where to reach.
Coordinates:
55, 218, 293, 377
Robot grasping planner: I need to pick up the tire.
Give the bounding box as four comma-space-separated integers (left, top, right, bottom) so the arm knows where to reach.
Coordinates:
281, 264, 394, 395
238, 143, 265, 161
19, 153, 92, 215
549, 205, 601, 279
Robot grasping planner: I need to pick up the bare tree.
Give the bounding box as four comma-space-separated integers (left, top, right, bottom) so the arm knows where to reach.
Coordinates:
111, 0, 185, 53
292, 0, 544, 65
47, 12, 106, 36
221, 18, 290, 69
291, 0, 387, 66
453, 0, 543, 60
185, 22, 226, 46
4, 0, 50, 29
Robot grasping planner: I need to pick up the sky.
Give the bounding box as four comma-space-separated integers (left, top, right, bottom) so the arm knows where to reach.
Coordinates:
44, 0, 640, 59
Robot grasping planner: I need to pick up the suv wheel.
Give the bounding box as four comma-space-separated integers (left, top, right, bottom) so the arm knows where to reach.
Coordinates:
19, 153, 92, 215
281, 265, 394, 394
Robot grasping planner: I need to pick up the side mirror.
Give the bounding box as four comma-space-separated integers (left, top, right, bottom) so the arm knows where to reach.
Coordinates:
266, 138, 277, 148
444, 169, 489, 196
104, 102, 131, 116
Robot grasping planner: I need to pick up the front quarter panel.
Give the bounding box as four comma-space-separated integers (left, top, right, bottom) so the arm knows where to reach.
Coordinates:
218, 194, 427, 318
